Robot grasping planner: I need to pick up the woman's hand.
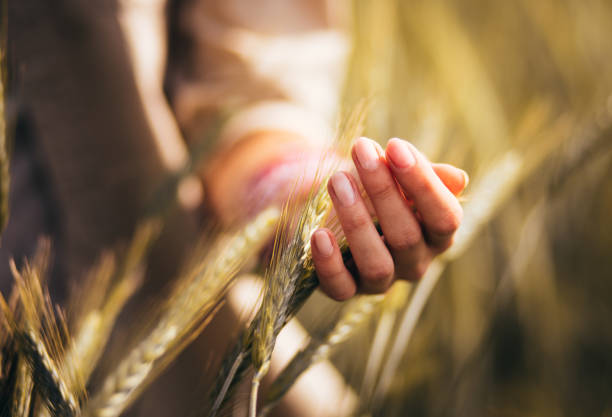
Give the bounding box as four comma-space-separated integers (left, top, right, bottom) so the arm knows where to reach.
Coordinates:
311, 137, 468, 300
205, 132, 467, 300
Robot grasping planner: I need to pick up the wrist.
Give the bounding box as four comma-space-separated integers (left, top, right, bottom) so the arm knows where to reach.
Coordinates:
203, 130, 324, 224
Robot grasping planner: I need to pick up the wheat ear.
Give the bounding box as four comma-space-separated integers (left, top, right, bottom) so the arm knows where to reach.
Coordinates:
64, 220, 159, 389
85, 208, 279, 417
19, 330, 78, 417
208, 103, 368, 417
8, 242, 83, 417
247, 105, 369, 416
0, 292, 35, 417
207, 197, 334, 417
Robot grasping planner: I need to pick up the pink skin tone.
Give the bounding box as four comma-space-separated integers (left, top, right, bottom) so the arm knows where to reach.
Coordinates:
209, 134, 467, 300
311, 137, 467, 300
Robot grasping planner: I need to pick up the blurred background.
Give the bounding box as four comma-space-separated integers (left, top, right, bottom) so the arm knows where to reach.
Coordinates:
341, 1, 612, 416
2, 0, 612, 416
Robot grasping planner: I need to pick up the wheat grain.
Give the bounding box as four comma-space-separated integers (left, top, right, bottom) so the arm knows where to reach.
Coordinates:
6, 243, 83, 417
20, 330, 78, 417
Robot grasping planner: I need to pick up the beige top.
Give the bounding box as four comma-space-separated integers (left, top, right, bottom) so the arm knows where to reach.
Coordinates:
118, 0, 351, 219
169, 0, 351, 147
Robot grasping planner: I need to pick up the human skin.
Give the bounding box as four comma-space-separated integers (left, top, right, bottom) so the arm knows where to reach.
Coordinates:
206, 135, 468, 300
311, 137, 467, 299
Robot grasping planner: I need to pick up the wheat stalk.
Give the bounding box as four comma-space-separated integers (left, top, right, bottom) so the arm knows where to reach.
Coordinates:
259, 294, 384, 417
247, 181, 335, 417
64, 220, 159, 390
207, 103, 367, 417
19, 330, 78, 417
85, 207, 279, 417
13, 357, 34, 417
262, 104, 604, 414
207, 182, 336, 417
369, 104, 612, 405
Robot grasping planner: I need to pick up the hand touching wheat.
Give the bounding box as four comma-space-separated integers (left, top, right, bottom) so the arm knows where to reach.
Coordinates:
207, 135, 467, 300
312, 137, 467, 299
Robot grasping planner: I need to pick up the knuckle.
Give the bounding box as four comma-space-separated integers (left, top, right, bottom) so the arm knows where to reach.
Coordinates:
329, 286, 355, 302
387, 229, 422, 252
412, 178, 435, 196
433, 235, 454, 252
342, 212, 372, 233
413, 261, 429, 280
367, 180, 396, 202
407, 260, 430, 281
318, 271, 355, 301
431, 205, 463, 237
362, 259, 394, 286
317, 259, 346, 282
319, 270, 357, 301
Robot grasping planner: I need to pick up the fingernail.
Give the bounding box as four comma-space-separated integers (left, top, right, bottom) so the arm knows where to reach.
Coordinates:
386, 138, 416, 170
330, 172, 355, 206
313, 230, 333, 257
354, 137, 379, 171
461, 170, 470, 188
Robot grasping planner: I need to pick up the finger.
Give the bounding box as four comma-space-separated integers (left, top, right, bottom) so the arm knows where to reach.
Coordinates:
328, 171, 395, 293
351, 137, 429, 281
385, 138, 463, 251
311, 229, 357, 301
432, 163, 469, 196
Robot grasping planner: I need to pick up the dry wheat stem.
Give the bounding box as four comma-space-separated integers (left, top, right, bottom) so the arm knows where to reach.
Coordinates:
359, 307, 395, 404
247, 105, 367, 415
247, 195, 331, 417
86, 208, 279, 417
370, 151, 525, 405
64, 221, 159, 390
372, 104, 612, 406
252, 186, 331, 369
13, 358, 34, 417
208, 104, 367, 417
259, 295, 384, 417
209, 346, 247, 416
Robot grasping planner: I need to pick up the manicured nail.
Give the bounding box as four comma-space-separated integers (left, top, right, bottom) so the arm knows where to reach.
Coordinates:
461, 170, 470, 188
386, 138, 416, 169
354, 137, 379, 171
330, 172, 355, 206
313, 230, 334, 257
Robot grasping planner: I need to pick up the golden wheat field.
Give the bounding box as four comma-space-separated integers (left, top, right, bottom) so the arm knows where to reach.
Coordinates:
1, 0, 612, 416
